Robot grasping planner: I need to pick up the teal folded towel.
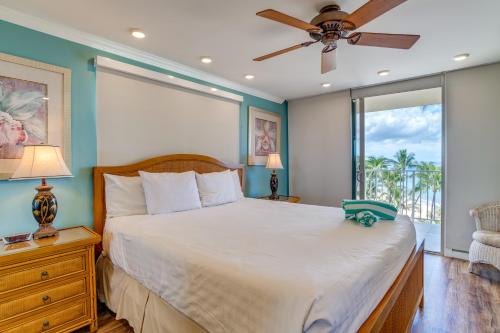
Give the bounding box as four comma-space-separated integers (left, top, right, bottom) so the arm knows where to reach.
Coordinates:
342, 199, 398, 221
346, 210, 380, 227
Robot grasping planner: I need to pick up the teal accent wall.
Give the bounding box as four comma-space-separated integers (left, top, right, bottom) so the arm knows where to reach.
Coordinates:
0, 20, 288, 237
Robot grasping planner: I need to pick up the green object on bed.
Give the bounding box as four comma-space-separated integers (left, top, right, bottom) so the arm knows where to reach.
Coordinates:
346, 210, 381, 227
342, 199, 398, 222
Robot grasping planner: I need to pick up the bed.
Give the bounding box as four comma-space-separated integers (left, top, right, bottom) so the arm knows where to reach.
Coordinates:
93, 154, 424, 333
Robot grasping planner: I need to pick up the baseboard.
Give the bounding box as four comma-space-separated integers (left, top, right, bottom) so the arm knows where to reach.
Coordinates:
444, 248, 469, 260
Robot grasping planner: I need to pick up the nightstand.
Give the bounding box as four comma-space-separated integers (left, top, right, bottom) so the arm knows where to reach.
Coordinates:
258, 195, 301, 203
0, 226, 101, 333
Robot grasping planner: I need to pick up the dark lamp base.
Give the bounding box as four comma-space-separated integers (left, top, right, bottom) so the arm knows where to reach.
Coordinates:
269, 170, 279, 200
34, 224, 59, 240
32, 178, 59, 239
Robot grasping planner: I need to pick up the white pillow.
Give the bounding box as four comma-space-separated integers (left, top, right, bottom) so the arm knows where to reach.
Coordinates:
139, 171, 201, 214
196, 170, 237, 207
104, 174, 147, 218
230, 170, 244, 199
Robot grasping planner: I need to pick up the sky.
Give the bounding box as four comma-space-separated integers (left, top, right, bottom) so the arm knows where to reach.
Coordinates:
364, 104, 442, 164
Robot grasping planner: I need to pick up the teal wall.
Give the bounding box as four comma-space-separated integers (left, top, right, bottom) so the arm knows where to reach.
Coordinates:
0, 20, 288, 237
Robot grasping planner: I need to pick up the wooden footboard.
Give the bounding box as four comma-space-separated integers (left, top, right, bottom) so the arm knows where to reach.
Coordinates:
358, 239, 424, 333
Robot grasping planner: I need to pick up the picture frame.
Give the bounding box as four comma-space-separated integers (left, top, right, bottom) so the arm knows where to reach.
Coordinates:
248, 106, 281, 165
0, 53, 71, 179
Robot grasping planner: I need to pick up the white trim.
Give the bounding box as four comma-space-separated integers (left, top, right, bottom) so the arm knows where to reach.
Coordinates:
0, 5, 285, 104
96, 56, 243, 103
444, 248, 469, 260
351, 74, 442, 99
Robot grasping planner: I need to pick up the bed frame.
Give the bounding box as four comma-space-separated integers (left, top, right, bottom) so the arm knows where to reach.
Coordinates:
93, 153, 424, 333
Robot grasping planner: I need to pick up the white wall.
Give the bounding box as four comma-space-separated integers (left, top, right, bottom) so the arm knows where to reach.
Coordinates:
445, 62, 500, 252
96, 68, 240, 166
288, 91, 352, 207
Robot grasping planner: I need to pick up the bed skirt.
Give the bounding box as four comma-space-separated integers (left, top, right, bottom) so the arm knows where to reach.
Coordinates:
96, 255, 208, 333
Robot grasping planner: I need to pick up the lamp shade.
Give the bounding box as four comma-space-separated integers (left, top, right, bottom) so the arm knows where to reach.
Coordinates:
10, 145, 72, 180
265, 153, 283, 169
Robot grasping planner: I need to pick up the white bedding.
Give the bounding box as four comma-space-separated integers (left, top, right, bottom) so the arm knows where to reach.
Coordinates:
103, 198, 416, 333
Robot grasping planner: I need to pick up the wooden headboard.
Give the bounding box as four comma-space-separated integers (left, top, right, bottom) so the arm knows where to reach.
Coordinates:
93, 154, 244, 238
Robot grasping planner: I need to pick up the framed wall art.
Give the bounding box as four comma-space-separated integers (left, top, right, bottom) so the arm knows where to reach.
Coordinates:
248, 106, 281, 165
0, 53, 71, 179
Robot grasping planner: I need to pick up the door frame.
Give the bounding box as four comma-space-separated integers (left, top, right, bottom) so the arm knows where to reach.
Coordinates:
351, 88, 445, 254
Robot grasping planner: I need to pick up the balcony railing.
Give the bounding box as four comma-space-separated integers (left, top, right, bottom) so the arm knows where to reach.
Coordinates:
358, 169, 442, 224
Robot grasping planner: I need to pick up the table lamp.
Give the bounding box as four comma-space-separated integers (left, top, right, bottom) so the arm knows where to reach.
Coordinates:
10, 145, 72, 239
266, 153, 283, 200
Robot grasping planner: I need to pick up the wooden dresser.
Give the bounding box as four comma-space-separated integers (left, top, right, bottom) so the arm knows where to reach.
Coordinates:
0, 227, 101, 333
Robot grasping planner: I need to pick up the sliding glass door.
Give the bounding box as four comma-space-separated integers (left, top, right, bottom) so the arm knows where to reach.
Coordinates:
353, 87, 443, 253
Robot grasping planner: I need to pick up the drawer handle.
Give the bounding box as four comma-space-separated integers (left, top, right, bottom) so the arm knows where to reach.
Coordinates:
42, 295, 51, 304
40, 271, 49, 280
42, 320, 50, 331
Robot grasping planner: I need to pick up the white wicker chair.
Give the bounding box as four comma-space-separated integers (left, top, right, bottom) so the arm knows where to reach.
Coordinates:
468, 201, 500, 272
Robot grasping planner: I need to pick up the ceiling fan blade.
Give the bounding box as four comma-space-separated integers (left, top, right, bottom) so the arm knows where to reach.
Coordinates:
254, 41, 315, 61
257, 9, 322, 32
347, 32, 420, 49
321, 49, 337, 74
343, 0, 406, 30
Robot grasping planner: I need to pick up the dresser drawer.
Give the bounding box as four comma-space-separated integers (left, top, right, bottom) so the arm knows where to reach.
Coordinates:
3, 299, 89, 333
0, 252, 86, 293
0, 278, 87, 321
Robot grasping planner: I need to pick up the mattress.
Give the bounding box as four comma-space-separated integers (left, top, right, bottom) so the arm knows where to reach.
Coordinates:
102, 198, 416, 333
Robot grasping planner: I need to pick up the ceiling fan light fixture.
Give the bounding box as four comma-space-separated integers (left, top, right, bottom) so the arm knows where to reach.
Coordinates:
321, 83, 331, 88
245, 74, 255, 80
453, 53, 469, 62
254, 2, 420, 74
200, 57, 213, 64
377, 70, 390, 77
130, 29, 146, 39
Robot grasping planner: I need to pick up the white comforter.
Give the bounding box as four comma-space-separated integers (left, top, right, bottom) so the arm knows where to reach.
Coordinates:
103, 198, 416, 333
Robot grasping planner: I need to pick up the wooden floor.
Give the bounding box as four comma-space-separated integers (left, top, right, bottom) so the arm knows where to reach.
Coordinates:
82, 254, 499, 333
411, 254, 499, 333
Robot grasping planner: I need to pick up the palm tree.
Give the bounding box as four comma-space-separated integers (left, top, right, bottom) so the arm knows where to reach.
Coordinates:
391, 149, 416, 173
417, 162, 442, 221
390, 149, 416, 209
365, 156, 390, 199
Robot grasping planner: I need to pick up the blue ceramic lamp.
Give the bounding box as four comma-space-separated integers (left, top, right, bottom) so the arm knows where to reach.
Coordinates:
10, 145, 72, 239
266, 153, 283, 200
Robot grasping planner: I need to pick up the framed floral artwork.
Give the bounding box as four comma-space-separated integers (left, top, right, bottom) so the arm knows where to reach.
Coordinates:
248, 106, 281, 165
0, 53, 71, 179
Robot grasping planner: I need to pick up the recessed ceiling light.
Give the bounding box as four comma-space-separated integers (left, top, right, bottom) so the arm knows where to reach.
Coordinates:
377, 70, 390, 77
168, 75, 174, 79
321, 83, 331, 88
200, 57, 213, 64
453, 53, 470, 62
42, 97, 49, 100
210, 87, 218, 92
130, 29, 146, 39
245, 74, 255, 80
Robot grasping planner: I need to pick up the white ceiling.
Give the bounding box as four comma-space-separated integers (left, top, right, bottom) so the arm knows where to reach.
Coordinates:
1, 0, 499, 101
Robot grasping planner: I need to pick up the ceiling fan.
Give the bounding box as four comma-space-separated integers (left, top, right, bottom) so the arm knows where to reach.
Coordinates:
253, 0, 420, 74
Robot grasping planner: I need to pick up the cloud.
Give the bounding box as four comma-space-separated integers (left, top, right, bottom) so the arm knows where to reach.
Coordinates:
366, 141, 442, 164
365, 105, 441, 145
